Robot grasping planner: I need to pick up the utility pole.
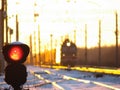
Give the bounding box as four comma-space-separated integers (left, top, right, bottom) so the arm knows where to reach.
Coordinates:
0, 0, 5, 73
29, 35, 33, 65
85, 24, 87, 65
38, 24, 41, 67
98, 20, 101, 66
16, 15, 19, 41
5, 0, 8, 44
115, 11, 119, 67
34, 0, 39, 66
34, 31, 36, 65
50, 34, 53, 68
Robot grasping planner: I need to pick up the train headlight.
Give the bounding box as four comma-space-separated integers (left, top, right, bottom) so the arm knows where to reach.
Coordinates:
66, 42, 71, 46
62, 54, 65, 56
72, 54, 75, 56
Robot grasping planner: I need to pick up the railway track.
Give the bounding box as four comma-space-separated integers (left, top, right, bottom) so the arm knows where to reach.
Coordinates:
27, 67, 120, 90
0, 66, 120, 90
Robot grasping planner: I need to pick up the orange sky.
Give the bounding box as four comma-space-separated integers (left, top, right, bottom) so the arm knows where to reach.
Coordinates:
7, 0, 120, 50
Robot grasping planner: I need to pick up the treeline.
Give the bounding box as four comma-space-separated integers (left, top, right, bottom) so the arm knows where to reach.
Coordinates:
77, 45, 120, 67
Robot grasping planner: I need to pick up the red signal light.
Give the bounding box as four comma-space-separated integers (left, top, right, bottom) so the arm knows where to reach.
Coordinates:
8, 46, 24, 61
2, 42, 30, 63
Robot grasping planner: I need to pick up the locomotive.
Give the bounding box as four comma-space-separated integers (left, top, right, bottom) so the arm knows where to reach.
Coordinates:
60, 39, 77, 66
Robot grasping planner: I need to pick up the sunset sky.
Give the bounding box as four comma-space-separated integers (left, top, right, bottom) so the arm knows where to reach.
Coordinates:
7, 0, 120, 51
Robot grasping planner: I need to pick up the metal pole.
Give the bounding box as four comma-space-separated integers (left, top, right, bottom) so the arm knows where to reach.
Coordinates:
34, 31, 36, 65
16, 14, 19, 41
13, 86, 22, 90
9, 28, 11, 43
5, 0, 8, 44
29, 35, 33, 65
115, 11, 118, 67
50, 34, 53, 68
85, 24, 87, 65
0, 0, 5, 73
38, 24, 41, 67
98, 20, 101, 66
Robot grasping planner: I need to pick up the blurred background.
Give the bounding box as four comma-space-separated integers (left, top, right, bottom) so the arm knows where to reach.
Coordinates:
0, 0, 120, 72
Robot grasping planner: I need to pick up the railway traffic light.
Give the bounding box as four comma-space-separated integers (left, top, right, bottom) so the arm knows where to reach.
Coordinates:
2, 42, 29, 90
2, 42, 29, 63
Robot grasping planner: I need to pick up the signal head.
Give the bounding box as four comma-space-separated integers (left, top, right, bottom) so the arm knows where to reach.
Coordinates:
2, 42, 30, 63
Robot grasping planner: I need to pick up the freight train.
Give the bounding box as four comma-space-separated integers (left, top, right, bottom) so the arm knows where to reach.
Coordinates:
60, 39, 77, 66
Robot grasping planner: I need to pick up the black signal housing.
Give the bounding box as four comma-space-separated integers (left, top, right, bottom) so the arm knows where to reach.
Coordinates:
2, 42, 30, 89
